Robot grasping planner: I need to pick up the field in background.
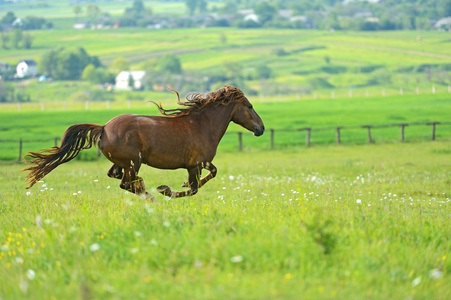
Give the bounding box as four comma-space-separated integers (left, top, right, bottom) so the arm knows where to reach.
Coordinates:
1, 142, 450, 298
1, 92, 451, 160
3, 28, 451, 100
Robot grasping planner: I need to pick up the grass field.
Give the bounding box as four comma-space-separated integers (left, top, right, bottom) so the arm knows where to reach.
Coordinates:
1, 92, 451, 161
3, 28, 451, 100
0, 142, 450, 299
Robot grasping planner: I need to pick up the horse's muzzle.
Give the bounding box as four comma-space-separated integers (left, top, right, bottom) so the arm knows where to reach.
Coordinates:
253, 125, 265, 136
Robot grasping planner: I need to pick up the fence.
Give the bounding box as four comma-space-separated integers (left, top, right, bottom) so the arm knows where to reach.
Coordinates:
2, 121, 450, 161
231, 121, 451, 151
1, 85, 451, 112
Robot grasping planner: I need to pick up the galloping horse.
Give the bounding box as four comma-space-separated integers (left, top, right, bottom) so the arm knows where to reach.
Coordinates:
23, 86, 265, 199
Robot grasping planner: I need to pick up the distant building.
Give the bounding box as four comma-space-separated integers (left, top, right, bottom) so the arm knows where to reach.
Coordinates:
115, 71, 146, 90
435, 17, 451, 30
16, 59, 38, 78
73, 21, 90, 30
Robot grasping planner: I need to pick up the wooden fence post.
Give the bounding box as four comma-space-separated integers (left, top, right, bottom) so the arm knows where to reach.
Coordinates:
270, 129, 274, 149
238, 132, 243, 151
306, 128, 311, 147
363, 126, 372, 144
429, 122, 438, 141
336, 127, 341, 144
18, 138, 22, 162
400, 124, 407, 142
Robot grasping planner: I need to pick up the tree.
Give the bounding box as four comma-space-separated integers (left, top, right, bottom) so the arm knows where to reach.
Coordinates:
1, 31, 9, 49
255, 65, 272, 79
82, 64, 112, 84
158, 54, 182, 74
82, 64, 96, 81
1, 11, 16, 26
86, 4, 100, 23
73, 5, 82, 20
254, 2, 277, 24
40, 47, 98, 80
186, 0, 198, 15
443, 0, 451, 17
11, 28, 22, 49
109, 56, 130, 75
0, 81, 14, 102
22, 33, 33, 49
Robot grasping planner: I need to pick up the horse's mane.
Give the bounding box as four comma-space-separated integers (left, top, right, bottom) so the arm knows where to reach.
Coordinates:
154, 85, 246, 117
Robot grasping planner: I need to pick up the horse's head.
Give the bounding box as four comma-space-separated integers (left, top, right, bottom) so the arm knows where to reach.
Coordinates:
231, 96, 265, 136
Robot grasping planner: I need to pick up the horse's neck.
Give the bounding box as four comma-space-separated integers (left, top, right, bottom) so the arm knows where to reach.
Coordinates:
195, 103, 235, 145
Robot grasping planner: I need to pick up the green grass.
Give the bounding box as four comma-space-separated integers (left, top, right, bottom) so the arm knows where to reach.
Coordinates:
3, 28, 451, 100
1, 142, 450, 299
1, 92, 451, 160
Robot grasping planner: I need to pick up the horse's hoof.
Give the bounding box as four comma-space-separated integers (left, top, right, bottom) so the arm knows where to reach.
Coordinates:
157, 185, 172, 196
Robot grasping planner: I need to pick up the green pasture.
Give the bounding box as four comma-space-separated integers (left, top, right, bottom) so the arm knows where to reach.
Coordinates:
3, 28, 451, 100
3, 0, 188, 29
1, 92, 451, 161
0, 142, 450, 299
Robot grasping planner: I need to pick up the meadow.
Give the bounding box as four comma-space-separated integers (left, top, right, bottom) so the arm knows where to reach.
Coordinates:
3, 27, 451, 100
1, 92, 451, 161
0, 141, 450, 299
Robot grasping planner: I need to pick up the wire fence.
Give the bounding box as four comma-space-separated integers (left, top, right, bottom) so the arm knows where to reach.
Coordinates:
1, 121, 450, 161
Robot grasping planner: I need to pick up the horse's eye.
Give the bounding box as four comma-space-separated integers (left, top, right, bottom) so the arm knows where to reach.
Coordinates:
248, 105, 253, 110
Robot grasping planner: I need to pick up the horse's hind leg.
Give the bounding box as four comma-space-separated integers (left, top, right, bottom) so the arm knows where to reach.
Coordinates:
107, 164, 123, 179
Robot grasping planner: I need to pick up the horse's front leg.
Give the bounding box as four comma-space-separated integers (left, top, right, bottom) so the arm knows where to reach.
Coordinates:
157, 167, 200, 198
181, 162, 217, 188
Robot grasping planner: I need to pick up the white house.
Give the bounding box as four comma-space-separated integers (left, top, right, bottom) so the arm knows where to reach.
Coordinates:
16, 59, 38, 78
115, 71, 146, 90
435, 17, 451, 30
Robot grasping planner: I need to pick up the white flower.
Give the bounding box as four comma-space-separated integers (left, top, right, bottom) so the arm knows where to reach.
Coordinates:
15, 257, 24, 264
26, 191, 31, 196
229, 175, 235, 181
411, 276, 421, 287
26, 269, 35, 280
356, 199, 361, 204
89, 243, 100, 252
429, 269, 443, 280
230, 255, 243, 263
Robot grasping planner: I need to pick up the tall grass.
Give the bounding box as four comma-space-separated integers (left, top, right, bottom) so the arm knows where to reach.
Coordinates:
1, 142, 450, 298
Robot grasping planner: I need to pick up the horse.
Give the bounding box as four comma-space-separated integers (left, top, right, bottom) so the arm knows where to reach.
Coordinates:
23, 86, 265, 200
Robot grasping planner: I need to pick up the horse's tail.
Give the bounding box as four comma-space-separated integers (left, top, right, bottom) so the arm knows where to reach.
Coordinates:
23, 123, 104, 189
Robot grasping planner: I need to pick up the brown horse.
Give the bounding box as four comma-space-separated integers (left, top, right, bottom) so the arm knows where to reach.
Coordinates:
23, 86, 265, 199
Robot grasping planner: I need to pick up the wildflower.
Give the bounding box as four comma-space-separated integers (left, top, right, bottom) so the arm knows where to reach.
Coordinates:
356, 199, 361, 204
229, 175, 235, 181
89, 243, 100, 252
411, 276, 421, 287
429, 269, 443, 280
284, 273, 292, 279
26, 269, 35, 280
230, 255, 243, 263
195, 260, 203, 268
26, 191, 31, 196
15, 257, 24, 264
